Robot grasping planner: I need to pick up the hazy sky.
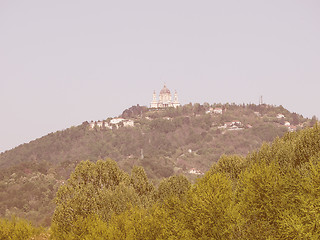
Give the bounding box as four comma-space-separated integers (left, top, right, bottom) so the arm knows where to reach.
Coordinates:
1, 1, 319, 152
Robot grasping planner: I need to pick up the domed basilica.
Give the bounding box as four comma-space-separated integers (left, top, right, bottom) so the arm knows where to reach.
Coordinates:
150, 85, 180, 108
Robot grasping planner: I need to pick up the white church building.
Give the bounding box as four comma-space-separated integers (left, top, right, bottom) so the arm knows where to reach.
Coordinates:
150, 85, 181, 108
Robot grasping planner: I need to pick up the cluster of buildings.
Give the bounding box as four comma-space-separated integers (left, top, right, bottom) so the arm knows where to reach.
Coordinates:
206, 107, 223, 115
282, 120, 298, 132
89, 85, 181, 131
218, 120, 245, 131
276, 113, 297, 132
188, 168, 204, 175
89, 118, 134, 130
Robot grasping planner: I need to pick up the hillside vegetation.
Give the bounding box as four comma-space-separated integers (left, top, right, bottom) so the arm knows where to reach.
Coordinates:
0, 103, 315, 226
2, 123, 319, 239
50, 124, 320, 239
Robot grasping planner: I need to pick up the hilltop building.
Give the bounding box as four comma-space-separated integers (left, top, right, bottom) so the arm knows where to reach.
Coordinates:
150, 85, 180, 108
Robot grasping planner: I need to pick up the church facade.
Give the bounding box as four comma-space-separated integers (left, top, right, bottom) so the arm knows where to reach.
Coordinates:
150, 85, 181, 108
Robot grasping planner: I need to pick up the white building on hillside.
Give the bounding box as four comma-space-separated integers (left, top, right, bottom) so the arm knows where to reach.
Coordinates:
284, 121, 291, 126
110, 118, 125, 125
123, 119, 134, 127
213, 108, 223, 114
150, 85, 180, 108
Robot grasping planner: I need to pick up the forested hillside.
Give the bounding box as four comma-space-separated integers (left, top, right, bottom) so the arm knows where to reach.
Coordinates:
51, 124, 320, 239
0, 103, 315, 226
2, 123, 319, 239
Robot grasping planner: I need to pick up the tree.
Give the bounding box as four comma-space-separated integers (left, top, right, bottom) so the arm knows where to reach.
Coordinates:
0, 217, 43, 240
52, 159, 153, 239
291, 112, 300, 125
208, 154, 246, 180
157, 175, 191, 201
183, 172, 235, 239
310, 115, 318, 127
235, 161, 286, 239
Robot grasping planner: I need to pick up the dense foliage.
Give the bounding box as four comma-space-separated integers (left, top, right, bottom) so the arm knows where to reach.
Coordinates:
0, 217, 44, 239
50, 124, 320, 239
0, 103, 314, 226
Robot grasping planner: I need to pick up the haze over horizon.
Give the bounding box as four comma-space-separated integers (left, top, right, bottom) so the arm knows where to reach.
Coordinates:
1, 0, 320, 153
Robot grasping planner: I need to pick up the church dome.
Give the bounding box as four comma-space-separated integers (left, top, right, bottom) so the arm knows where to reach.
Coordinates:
160, 85, 171, 95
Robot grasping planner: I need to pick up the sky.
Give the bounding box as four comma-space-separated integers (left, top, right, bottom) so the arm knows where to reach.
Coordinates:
0, 0, 320, 153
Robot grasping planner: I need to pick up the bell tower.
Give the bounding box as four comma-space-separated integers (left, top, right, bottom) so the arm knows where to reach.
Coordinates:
173, 90, 181, 108
150, 90, 158, 108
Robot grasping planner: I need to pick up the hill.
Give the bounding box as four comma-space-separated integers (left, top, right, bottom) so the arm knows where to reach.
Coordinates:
50, 124, 320, 239
0, 103, 315, 225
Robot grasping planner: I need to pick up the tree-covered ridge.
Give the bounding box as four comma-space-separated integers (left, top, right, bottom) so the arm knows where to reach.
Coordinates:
0, 103, 312, 174
0, 103, 315, 226
50, 124, 320, 239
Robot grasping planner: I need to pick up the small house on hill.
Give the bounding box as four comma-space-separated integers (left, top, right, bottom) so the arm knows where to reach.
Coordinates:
213, 108, 223, 114
277, 114, 285, 119
284, 121, 291, 126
